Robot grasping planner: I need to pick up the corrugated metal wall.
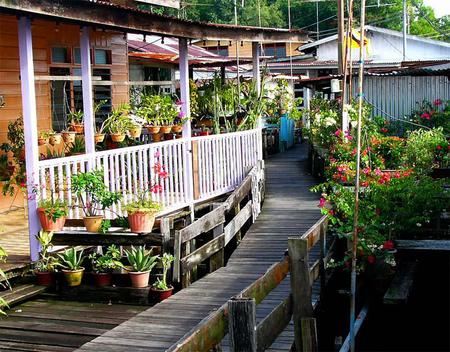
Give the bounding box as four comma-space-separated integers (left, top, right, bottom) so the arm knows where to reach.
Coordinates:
351, 75, 450, 119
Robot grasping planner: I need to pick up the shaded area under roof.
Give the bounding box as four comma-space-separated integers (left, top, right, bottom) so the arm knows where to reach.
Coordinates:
0, 0, 309, 42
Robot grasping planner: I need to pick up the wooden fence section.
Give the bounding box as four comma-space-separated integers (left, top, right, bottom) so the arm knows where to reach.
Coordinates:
169, 216, 329, 352
173, 162, 265, 288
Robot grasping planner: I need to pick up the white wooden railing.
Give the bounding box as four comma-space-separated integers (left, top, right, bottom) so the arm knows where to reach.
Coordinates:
37, 128, 261, 219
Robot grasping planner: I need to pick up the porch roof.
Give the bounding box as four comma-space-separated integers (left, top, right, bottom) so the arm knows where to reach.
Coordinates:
0, 0, 309, 43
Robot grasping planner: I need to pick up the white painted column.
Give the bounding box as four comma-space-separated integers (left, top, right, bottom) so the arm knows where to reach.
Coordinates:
252, 42, 263, 161
179, 38, 191, 138
80, 26, 96, 156
18, 17, 40, 261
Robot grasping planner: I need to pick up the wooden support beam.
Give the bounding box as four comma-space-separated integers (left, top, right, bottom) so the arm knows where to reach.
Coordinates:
210, 203, 225, 273
339, 304, 369, 352
228, 298, 257, 352
288, 237, 316, 352
18, 16, 40, 261
160, 218, 171, 255
395, 240, 450, 251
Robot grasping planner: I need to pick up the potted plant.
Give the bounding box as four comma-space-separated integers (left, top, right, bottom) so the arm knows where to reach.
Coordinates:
104, 104, 131, 143
71, 170, 121, 232
88, 245, 123, 287
150, 253, 175, 302
57, 247, 85, 287
68, 110, 84, 134
124, 246, 158, 288
93, 99, 108, 144
128, 115, 145, 139
67, 136, 85, 156
34, 230, 57, 286
159, 96, 178, 134
37, 198, 68, 232
38, 131, 49, 146
61, 129, 76, 144
48, 131, 62, 146
137, 95, 166, 135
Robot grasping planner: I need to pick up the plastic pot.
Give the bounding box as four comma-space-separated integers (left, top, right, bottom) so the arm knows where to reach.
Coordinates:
83, 216, 104, 233
128, 126, 142, 139
35, 271, 55, 286
37, 208, 66, 232
111, 133, 126, 143
62, 268, 85, 286
71, 124, 84, 134
94, 133, 105, 144
93, 272, 112, 287
128, 271, 150, 288
128, 211, 156, 234
160, 126, 173, 134
150, 285, 174, 302
147, 126, 160, 134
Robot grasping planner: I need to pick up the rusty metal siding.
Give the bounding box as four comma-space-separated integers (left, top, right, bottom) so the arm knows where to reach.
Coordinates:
352, 75, 450, 119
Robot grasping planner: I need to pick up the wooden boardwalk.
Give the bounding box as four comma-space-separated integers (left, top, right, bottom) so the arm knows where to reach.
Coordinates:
78, 143, 322, 352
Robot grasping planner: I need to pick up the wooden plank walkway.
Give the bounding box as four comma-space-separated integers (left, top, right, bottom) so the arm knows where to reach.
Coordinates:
78, 143, 322, 352
0, 299, 146, 351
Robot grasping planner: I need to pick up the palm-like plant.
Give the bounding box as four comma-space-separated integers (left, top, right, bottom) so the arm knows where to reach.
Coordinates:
57, 248, 85, 271
124, 246, 158, 273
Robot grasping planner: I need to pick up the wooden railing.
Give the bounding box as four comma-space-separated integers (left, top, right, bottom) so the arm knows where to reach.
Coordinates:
168, 215, 329, 352
173, 161, 265, 287
37, 129, 261, 219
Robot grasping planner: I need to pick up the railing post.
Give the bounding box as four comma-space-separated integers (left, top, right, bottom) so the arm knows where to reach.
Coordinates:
18, 16, 40, 261
288, 237, 317, 352
179, 38, 191, 139
210, 203, 225, 272
80, 26, 95, 158
252, 43, 264, 161
228, 297, 257, 352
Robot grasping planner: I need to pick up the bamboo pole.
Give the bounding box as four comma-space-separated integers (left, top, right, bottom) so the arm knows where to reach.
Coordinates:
349, 0, 366, 351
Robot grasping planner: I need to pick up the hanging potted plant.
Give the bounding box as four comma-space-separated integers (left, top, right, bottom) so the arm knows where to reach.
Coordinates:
34, 230, 57, 286
37, 131, 50, 146
56, 247, 85, 287
123, 156, 167, 233
88, 245, 123, 287
48, 130, 62, 146
124, 246, 158, 288
150, 253, 175, 302
71, 169, 121, 233
61, 129, 76, 144
68, 110, 84, 134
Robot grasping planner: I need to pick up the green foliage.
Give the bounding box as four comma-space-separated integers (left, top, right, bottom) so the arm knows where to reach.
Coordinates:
100, 219, 111, 234
88, 245, 123, 273
153, 253, 174, 291
35, 231, 57, 272
103, 103, 133, 134
68, 110, 84, 124
38, 198, 68, 222
124, 198, 162, 214
403, 128, 447, 174
67, 136, 85, 155
136, 95, 179, 126
57, 248, 85, 271
71, 170, 122, 217
124, 246, 159, 273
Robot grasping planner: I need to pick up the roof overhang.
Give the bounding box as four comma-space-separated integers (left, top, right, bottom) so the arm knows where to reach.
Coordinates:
0, 0, 309, 43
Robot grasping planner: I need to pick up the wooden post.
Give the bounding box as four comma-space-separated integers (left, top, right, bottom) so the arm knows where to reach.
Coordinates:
228, 297, 257, 352
252, 42, 263, 161
288, 237, 316, 352
18, 16, 40, 261
160, 217, 171, 255
210, 203, 225, 272
301, 318, 318, 352
80, 26, 95, 156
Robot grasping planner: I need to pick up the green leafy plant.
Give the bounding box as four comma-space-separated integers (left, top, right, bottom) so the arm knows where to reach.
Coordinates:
88, 245, 123, 273
100, 219, 111, 234
124, 246, 158, 273
153, 253, 174, 291
71, 170, 122, 217
38, 198, 68, 222
67, 136, 85, 155
34, 230, 57, 272
57, 248, 85, 271
0, 246, 9, 316
103, 104, 133, 135
68, 110, 84, 124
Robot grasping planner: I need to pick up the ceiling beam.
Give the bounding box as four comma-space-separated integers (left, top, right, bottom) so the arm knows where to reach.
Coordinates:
0, 0, 309, 43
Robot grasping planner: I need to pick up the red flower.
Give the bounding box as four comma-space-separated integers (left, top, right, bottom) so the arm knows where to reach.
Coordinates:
433, 99, 442, 106
319, 198, 326, 208
380, 127, 388, 133
334, 129, 342, 137
367, 255, 376, 264
437, 145, 442, 150
383, 240, 395, 250
420, 112, 431, 120
361, 181, 369, 187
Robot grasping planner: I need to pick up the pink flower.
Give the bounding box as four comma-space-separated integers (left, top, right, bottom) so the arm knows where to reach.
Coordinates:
319, 198, 326, 208
433, 99, 442, 106
334, 129, 342, 137
420, 112, 431, 120
344, 130, 353, 141
154, 150, 160, 158
178, 110, 185, 118
175, 100, 184, 106
363, 167, 371, 175
375, 168, 383, 176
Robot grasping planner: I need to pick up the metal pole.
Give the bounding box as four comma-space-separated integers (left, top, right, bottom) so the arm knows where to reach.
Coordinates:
316, 2, 320, 40
337, 0, 345, 74
234, 0, 241, 112
18, 16, 40, 261
179, 38, 191, 138
402, 0, 407, 61
80, 26, 96, 156
350, 0, 366, 351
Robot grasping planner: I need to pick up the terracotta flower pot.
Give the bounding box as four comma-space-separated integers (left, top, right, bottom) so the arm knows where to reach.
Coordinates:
35, 271, 55, 286
37, 208, 66, 232
128, 271, 150, 288
128, 211, 156, 233
152, 133, 162, 142
62, 268, 85, 287
128, 126, 142, 139
62, 132, 76, 144
49, 134, 62, 146
160, 126, 173, 134
71, 124, 84, 134
94, 133, 105, 144
199, 131, 209, 136
93, 272, 112, 287
83, 216, 104, 233
150, 285, 173, 302
38, 137, 47, 146
111, 133, 126, 143
172, 125, 183, 133
147, 126, 160, 134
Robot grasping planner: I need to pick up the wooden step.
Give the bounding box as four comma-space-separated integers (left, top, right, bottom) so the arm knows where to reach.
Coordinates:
0, 284, 47, 307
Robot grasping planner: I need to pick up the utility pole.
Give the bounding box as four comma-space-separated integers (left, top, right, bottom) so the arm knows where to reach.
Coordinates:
402, 0, 407, 61
337, 0, 345, 74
